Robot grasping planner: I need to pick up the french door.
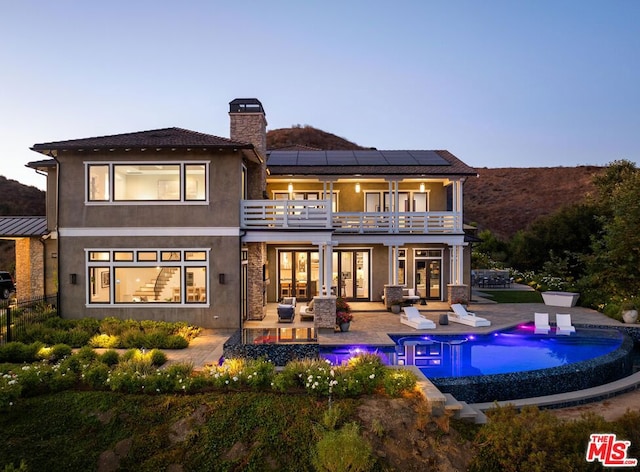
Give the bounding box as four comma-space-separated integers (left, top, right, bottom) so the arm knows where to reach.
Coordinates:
332, 250, 370, 300
415, 255, 442, 300
278, 250, 319, 302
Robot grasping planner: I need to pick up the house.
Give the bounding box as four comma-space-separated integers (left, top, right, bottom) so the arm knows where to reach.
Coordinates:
28, 98, 477, 329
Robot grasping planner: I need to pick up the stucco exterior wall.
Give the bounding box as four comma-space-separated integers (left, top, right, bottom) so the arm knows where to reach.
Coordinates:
57, 234, 240, 328
55, 149, 243, 228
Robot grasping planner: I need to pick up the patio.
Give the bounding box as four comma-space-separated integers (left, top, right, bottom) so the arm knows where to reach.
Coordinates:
243, 297, 627, 347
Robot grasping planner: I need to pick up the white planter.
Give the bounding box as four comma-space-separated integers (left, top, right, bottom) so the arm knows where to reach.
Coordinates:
542, 291, 580, 307
622, 309, 638, 324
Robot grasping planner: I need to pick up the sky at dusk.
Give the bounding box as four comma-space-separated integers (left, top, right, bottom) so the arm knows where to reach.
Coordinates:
2, 1, 639, 190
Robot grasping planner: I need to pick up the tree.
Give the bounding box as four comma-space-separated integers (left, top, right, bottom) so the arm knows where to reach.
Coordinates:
584, 160, 640, 299
508, 203, 600, 275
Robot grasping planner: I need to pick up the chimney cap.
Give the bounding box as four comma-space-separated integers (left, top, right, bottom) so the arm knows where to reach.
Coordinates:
229, 98, 265, 114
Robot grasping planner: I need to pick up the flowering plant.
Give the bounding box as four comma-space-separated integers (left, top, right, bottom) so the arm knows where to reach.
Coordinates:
335, 297, 353, 324
451, 297, 468, 306
336, 310, 353, 324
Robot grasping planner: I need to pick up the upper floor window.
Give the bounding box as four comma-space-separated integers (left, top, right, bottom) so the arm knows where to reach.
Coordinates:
86, 162, 207, 203
364, 191, 430, 212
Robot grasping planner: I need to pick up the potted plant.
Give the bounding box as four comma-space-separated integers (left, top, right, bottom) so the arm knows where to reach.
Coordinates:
336, 297, 353, 331
621, 300, 638, 324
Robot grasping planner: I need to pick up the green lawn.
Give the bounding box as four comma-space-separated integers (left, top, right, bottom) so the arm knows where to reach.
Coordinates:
478, 290, 543, 304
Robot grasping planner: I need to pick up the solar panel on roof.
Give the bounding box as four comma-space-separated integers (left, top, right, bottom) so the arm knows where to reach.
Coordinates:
267, 149, 452, 168
298, 154, 328, 165
409, 151, 449, 165
267, 151, 298, 165
355, 156, 386, 165
380, 151, 417, 165
326, 152, 357, 165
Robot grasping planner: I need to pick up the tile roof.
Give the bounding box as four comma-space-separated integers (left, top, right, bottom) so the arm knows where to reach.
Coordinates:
31, 127, 251, 153
0, 217, 48, 237
266, 150, 477, 176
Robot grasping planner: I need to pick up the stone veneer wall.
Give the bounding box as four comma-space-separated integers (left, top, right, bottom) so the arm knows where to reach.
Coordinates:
447, 284, 468, 306
223, 330, 320, 366
15, 237, 45, 300
383, 285, 404, 309
247, 242, 267, 320
313, 295, 336, 330
230, 110, 267, 198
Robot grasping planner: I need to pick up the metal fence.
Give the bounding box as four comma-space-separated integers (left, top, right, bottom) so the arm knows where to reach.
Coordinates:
0, 294, 59, 345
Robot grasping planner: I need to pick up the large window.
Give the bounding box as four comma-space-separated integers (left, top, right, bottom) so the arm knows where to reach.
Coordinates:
87, 249, 208, 305
364, 191, 429, 212
86, 162, 207, 203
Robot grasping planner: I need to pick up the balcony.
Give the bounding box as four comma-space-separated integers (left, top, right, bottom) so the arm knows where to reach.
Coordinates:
241, 200, 462, 234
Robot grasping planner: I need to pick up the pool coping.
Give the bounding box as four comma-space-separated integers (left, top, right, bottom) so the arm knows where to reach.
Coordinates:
471, 369, 640, 412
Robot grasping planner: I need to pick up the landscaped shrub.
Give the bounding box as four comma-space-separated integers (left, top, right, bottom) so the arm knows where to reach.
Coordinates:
0, 342, 43, 363
82, 362, 111, 390
0, 372, 21, 411
99, 349, 120, 366
204, 357, 276, 391
381, 368, 418, 397
344, 353, 386, 394
312, 421, 374, 472
163, 335, 189, 349
75, 345, 99, 363
88, 333, 120, 348
119, 328, 147, 349
469, 405, 622, 472
36, 343, 72, 363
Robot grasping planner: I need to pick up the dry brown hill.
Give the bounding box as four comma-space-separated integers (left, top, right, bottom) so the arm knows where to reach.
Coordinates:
464, 166, 603, 239
267, 125, 367, 150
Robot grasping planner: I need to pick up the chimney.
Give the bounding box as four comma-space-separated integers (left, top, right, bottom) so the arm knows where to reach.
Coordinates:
229, 98, 267, 156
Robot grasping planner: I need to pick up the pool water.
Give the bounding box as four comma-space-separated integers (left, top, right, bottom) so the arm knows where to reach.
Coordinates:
320, 324, 625, 379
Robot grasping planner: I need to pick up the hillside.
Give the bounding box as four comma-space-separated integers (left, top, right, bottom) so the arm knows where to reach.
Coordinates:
268, 125, 367, 150
464, 166, 603, 239
0, 176, 46, 271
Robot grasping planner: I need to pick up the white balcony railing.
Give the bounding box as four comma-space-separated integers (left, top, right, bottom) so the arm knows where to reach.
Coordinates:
241, 200, 462, 233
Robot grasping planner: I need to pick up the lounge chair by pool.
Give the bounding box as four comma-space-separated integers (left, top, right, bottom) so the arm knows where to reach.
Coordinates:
401, 307, 436, 330
448, 304, 491, 327
534, 312, 550, 334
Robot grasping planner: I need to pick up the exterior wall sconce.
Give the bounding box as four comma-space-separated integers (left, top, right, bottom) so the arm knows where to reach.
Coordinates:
219, 273, 226, 284
70, 273, 77, 285
419, 182, 426, 193
355, 182, 361, 193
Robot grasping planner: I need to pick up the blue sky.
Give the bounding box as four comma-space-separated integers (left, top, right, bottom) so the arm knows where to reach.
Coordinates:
2, 1, 639, 190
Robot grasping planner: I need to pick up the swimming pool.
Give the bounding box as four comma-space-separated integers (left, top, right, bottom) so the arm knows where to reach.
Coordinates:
319, 324, 635, 403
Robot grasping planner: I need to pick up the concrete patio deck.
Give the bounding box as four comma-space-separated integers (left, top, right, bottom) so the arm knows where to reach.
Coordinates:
243, 297, 627, 347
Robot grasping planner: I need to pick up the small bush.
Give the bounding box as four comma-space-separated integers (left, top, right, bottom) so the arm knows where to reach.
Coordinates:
312, 422, 374, 472
75, 346, 98, 363
120, 328, 147, 349
82, 362, 111, 390
36, 344, 72, 363
163, 335, 189, 349
381, 368, 417, 397
99, 349, 120, 366
148, 349, 167, 366
0, 372, 21, 410
0, 342, 43, 363
470, 405, 611, 472
89, 333, 120, 348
